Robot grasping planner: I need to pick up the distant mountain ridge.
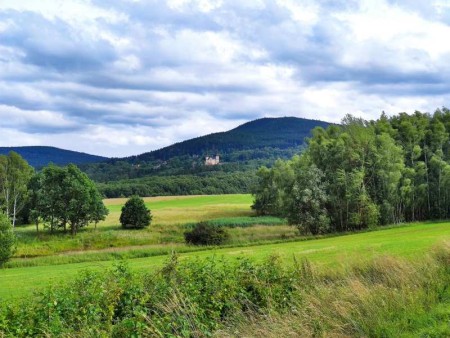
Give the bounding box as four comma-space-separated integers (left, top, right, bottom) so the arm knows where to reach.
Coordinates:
1, 117, 330, 191
125, 117, 330, 162
0, 146, 108, 168
80, 117, 331, 187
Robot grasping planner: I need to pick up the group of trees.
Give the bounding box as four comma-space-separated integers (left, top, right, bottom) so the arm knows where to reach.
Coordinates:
0, 151, 110, 236
0, 214, 16, 266
253, 109, 450, 234
82, 148, 298, 184
29, 164, 109, 235
0, 152, 33, 265
0, 150, 154, 238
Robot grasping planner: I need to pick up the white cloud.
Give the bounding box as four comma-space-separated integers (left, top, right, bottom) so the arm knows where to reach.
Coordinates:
0, 0, 124, 24
0, 105, 77, 129
0, 0, 450, 156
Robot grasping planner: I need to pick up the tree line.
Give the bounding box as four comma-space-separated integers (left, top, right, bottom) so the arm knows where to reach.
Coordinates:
97, 171, 257, 198
252, 109, 450, 234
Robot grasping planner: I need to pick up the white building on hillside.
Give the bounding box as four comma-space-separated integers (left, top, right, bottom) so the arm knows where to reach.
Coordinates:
205, 155, 220, 166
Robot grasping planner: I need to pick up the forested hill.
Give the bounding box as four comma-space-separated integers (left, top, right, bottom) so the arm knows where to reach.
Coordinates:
127, 117, 330, 162
81, 117, 330, 197
0, 146, 108, 168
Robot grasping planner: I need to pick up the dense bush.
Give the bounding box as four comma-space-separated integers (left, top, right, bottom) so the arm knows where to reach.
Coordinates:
184, 222, 230, 245
120, 196, 152, 229
0, 214, 16, 266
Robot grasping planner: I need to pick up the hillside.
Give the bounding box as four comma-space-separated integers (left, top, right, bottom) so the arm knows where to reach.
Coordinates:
81, 117, 330, 192
128, 117, 330, 162
0, 146, 108, 168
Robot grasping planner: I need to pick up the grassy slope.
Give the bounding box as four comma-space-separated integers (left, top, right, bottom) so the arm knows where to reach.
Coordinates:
2, 220, 449, 301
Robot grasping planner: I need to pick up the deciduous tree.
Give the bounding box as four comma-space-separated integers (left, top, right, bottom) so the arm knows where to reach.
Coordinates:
120, 196, 152, 229
0, 214, 16, 266
30, 164, 108, 235
0, 152, 33, 228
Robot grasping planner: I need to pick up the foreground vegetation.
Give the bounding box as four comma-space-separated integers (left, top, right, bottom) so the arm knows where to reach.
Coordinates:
1, 242, 448, 337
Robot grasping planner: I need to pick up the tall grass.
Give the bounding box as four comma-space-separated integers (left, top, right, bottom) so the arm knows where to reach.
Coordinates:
4, 228, 299, 269
1, 243, 448, 337
220, 243, 450, 337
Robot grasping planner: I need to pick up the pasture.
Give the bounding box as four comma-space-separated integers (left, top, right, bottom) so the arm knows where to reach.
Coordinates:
1, 220, 449, 300
13, 194, 297, 260
103, 194, 254, 226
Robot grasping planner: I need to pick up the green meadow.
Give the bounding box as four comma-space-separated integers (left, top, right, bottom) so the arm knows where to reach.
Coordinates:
1, 193, 449, 337
14, 194, 292, 259
2, 219, 449, 300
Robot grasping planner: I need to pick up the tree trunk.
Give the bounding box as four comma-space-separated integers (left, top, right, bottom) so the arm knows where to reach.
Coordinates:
424, 150, 431, 217
12, 196, 17, 228
71, 222, 77, 236
438, 169, 442, 218
12, 185, 20, 228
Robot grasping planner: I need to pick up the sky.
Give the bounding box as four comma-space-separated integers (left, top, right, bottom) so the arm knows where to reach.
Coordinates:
1, 0, 450, 157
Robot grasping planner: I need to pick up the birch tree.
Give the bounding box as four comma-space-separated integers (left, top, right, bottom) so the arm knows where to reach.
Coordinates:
0, 152, 33, 228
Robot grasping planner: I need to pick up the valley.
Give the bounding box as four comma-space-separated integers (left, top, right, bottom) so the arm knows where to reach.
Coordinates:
1, 113, 449, 337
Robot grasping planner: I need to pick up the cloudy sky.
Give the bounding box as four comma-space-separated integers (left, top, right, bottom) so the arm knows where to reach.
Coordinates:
1, 0, 450, 157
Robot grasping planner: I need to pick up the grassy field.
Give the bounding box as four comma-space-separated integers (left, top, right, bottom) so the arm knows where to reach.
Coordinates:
1, 220, 449, 300
103, 194, 254, 226
3, 193, 449, 306
12, 194, 297, 259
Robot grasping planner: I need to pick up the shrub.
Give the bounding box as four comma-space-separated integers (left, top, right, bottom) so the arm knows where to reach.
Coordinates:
119, 196, 152, 229
184, 222, 229, 246
0, 214, 16, 266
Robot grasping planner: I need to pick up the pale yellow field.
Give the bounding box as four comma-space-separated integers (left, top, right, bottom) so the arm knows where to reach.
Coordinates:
102, 194, 254, 226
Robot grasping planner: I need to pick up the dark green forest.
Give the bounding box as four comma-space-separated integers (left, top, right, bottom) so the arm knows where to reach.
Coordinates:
98, 172, 257, 198
252, 109, 450, 234
127, 117, 330, 161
